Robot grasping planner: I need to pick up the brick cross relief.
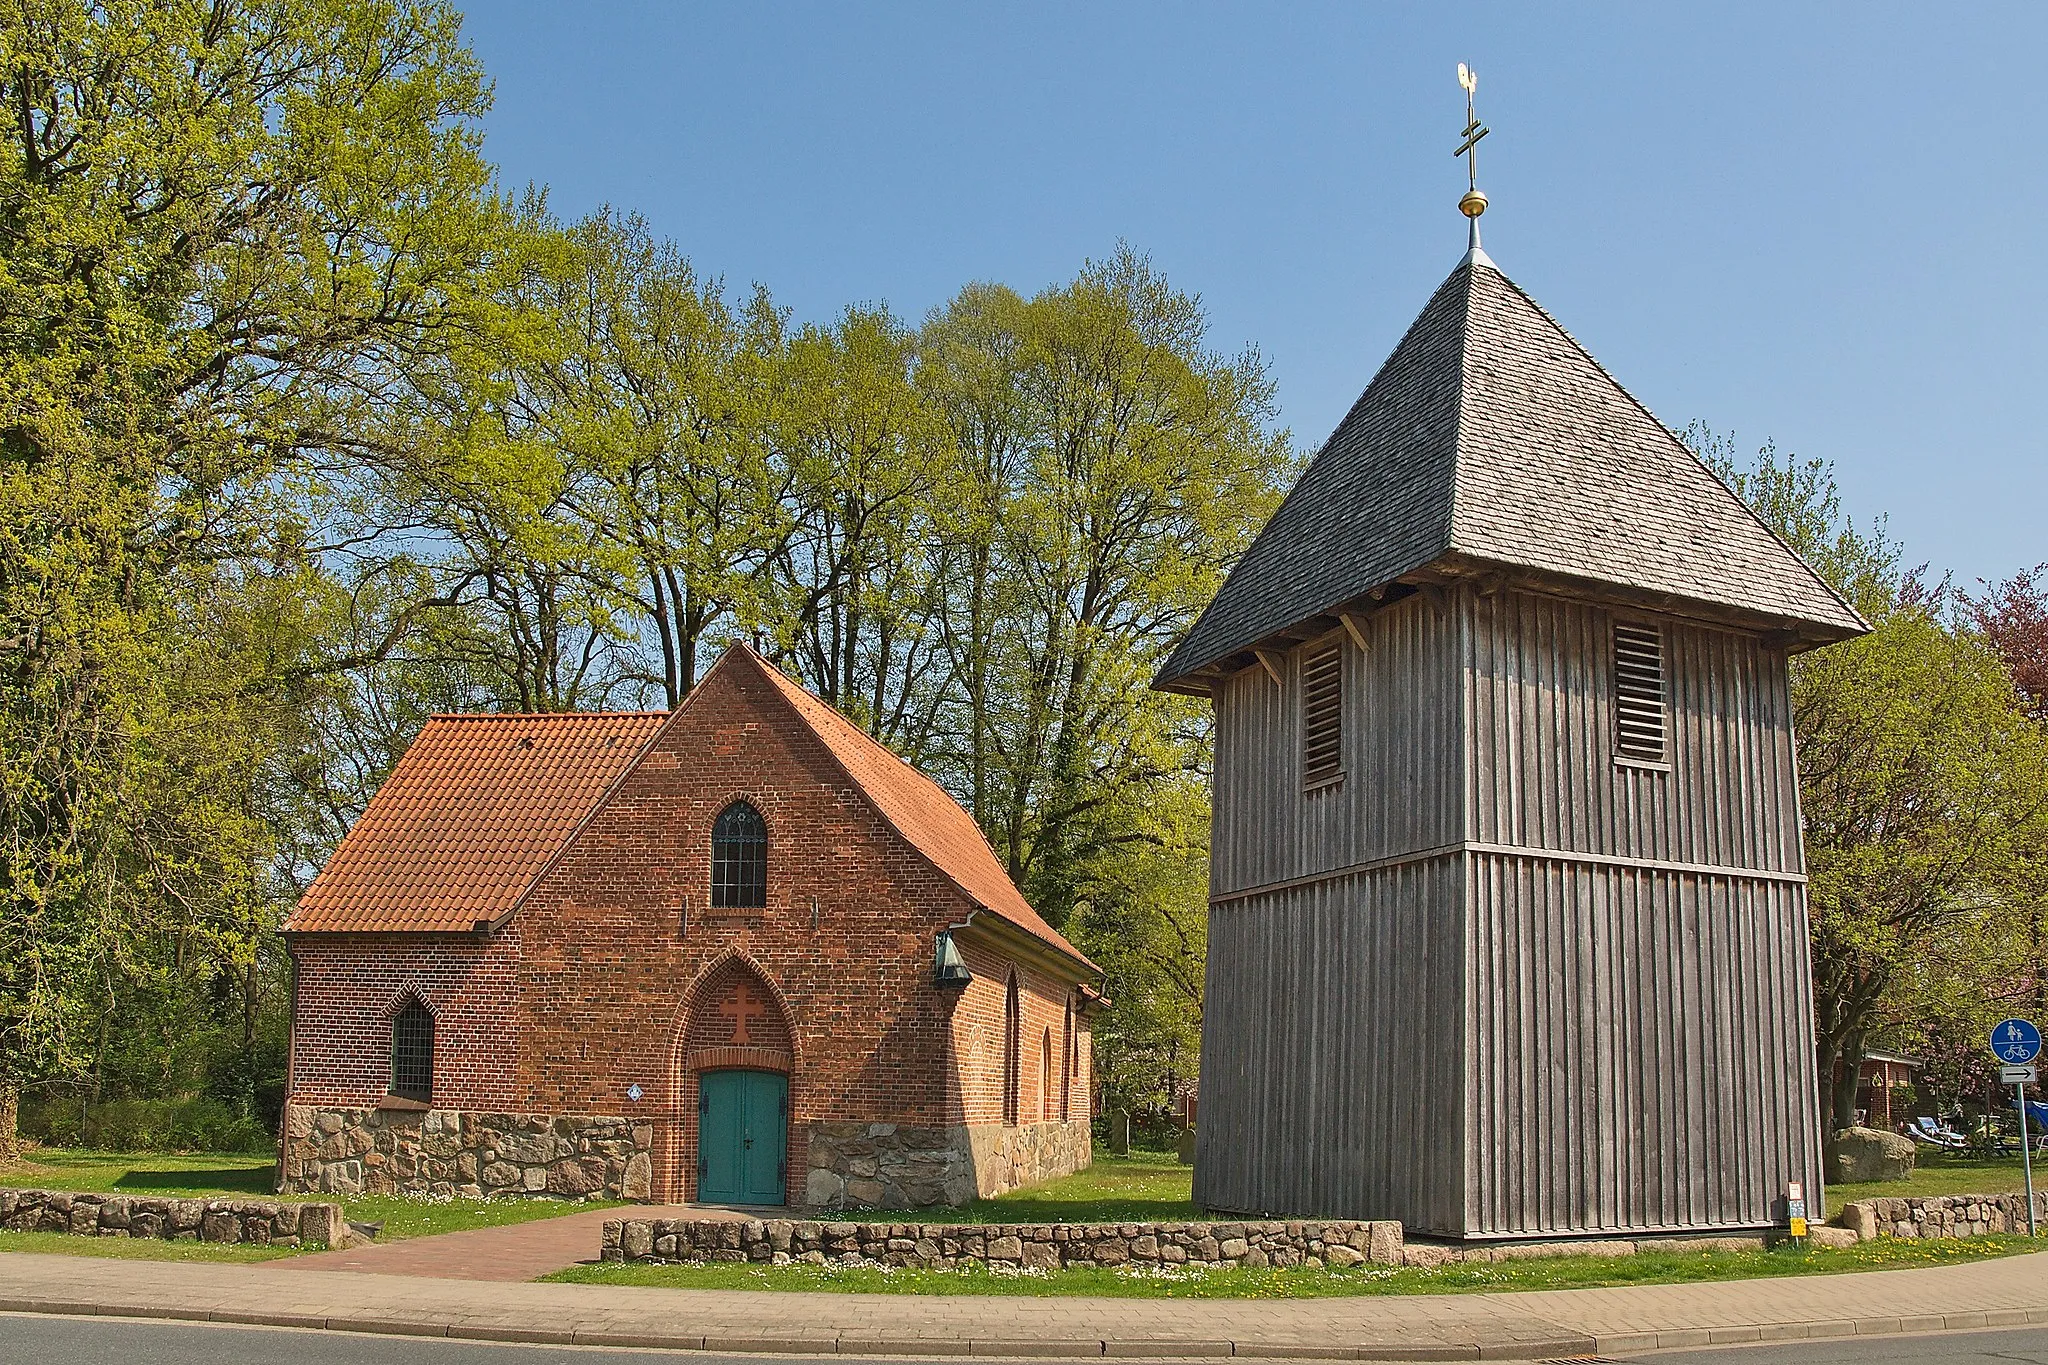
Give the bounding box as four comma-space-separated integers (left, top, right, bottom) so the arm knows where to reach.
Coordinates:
719, 981, 767, 1045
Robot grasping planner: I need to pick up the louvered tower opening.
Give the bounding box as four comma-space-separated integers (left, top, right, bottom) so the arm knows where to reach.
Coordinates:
1301, 641, 1344, 786
1613, 622, 1668, 762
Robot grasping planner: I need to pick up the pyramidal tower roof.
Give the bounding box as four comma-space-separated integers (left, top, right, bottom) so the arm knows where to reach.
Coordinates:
1155, 253, 1867, 691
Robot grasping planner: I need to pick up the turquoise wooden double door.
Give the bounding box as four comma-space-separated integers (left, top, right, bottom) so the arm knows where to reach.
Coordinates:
697, 1069, 788, 1205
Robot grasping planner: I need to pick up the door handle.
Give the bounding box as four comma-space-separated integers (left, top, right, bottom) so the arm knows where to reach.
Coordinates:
743, 1137, 753, 1148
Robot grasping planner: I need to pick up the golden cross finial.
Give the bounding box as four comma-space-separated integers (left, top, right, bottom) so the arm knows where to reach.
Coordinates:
1454, 63, 1490, 247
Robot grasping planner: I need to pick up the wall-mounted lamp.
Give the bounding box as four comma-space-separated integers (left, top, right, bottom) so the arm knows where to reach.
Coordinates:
934, 930, 972, 988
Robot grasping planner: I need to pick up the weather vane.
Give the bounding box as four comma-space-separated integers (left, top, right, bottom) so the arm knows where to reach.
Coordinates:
1454, 63, 1489, 250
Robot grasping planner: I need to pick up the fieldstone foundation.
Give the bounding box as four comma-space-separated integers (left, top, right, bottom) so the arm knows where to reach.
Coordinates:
804, 1119, 1089, 1211
1838, 1191, 2046, 1240
279, 1104, 652, 1200
1, 1188, 344, 1248
601, 1218, 1870, 1270
604, 1216, 1405, 1268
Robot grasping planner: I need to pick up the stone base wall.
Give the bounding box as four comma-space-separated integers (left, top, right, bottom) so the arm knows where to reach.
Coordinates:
1838, 1192, 2046, 1240
803, 1119, 1090, 1211
280, 1103, 652, 1200
1, 1188, 343, 1248
605, 1216, 1404, 1269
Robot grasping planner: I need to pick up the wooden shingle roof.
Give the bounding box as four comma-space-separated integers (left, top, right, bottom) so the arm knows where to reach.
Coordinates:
1155, 253, 1867, 688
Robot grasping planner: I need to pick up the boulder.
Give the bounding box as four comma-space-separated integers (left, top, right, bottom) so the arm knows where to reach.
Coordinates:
1837, 1201, 1880, 1241
1830, 1127, 1915, 1183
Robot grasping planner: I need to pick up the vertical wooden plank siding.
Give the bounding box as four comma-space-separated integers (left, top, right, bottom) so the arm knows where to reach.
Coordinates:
1194, 858, 1467, 1228
1462, 590, 1803, 872
1200, 593, 1469, 1226
1211, 595, 1462, 898
1200, 583, 1822, 1236
1461, 858, 1822, 1233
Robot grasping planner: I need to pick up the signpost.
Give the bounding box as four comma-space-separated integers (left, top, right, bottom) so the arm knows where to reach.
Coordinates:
1785, 1180, 1807, 1242
1992, 1018, 2042, 1237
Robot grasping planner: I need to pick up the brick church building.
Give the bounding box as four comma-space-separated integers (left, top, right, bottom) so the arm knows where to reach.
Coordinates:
279, 646, 1101, 1209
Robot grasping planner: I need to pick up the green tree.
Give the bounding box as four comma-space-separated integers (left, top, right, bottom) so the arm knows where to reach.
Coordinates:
920, 247, 1293, 929
0, 0, 507, 1149
1691, 429, 2048, 1138
521, 211, 788, 704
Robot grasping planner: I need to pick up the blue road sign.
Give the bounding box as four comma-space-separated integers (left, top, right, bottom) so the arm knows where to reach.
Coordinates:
1991, 1018, 2043, 1065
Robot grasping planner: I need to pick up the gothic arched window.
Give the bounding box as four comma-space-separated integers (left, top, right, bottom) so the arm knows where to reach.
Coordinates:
1061, 999, 1075, 1122
390, 999, 434, 1103
1040, 1028, 1054, 1122
711, 801, 768, 909
1002, 970, 1021, 1127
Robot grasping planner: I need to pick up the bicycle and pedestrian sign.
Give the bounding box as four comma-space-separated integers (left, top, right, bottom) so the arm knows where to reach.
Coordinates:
1993, 1018, 2043, 1065
1991, 1018, 2042, 1238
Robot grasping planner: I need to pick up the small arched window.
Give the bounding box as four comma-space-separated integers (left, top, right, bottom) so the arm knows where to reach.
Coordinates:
390, 1000, 433, 1103
711, 801, 768, 908
1061, 999, 1075, 1122
1039, 1028, 1053, 1122
1002, 970, 1021, 1127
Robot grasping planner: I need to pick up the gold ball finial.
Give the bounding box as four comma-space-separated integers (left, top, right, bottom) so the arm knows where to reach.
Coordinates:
1459, 187, 1489, 219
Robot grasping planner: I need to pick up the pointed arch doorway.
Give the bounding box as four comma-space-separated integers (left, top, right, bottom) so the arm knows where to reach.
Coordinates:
678, 954, 795, 1206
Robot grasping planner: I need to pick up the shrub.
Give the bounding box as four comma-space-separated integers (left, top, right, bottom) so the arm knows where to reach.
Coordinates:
17, 1093, 271, 1154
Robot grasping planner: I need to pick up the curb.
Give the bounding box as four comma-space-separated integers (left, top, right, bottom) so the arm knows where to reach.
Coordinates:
5, 1296, 2048, 1359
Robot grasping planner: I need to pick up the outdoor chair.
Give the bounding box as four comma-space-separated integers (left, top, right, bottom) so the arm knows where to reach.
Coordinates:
1910, 1116, 1968, 1149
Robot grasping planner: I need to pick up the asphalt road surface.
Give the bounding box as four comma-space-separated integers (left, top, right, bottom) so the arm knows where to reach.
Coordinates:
5, 1316, 2048, 1364
1648, 1326, 2048, 1364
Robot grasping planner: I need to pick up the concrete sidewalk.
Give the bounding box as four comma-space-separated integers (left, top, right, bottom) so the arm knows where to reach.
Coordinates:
3, 1247, 2047, 1359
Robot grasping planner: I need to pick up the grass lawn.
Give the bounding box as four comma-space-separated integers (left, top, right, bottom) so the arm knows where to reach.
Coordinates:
1827, 1150, 2041, 1211
856, 1148, 1199, 1224
0, 1227, 297, 1263
548, 1234, 2038, 1299
0, 1148, 618, 1244
870, 1148, 2042, 1226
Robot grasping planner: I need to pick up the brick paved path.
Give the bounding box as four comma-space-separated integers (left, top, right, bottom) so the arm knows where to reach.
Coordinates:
270, 1204, 741, 1281
4, 1247, 2047, 1358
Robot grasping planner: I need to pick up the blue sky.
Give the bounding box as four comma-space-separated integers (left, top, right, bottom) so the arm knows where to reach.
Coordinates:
460, 2, 2044, 587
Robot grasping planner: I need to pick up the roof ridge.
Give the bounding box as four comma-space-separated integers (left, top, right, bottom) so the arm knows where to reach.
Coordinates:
1441, 259, 1481, 560
480, 693, 707, 931
425, 711, 673, 720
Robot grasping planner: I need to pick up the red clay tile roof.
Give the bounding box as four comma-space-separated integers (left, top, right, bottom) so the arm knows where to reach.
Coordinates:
736, 651, 1098, 975
285, 650, 1096, 977
284, 713, 669, 933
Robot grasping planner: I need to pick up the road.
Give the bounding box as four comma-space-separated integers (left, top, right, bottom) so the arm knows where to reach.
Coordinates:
6, 1317, 2048, 1364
